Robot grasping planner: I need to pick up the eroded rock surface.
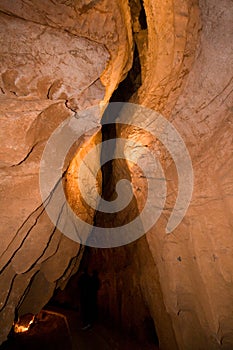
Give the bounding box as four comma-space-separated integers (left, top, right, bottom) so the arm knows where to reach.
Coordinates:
0, 0, 233, 349
0, 0, 133, 344
76, 0, 233, 349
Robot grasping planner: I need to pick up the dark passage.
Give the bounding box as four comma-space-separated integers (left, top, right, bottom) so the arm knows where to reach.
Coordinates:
139, 0, 147, 30
99, 39, 142, 204
0, 1, 159, 347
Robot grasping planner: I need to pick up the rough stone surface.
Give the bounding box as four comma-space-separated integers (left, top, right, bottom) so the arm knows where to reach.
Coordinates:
0, 0, 233, 349
0, 12, 108, 100
76, 0, 233, 349
0, 0, 133, 344
107, 0, 232, 349
0, 0, 133, 106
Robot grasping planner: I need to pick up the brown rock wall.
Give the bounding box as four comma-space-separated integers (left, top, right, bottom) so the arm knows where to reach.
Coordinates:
0, 0, 133, 343
0, 0, 232, 349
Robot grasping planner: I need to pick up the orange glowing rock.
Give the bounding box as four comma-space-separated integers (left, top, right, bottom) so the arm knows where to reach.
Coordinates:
14, 314, 35, 334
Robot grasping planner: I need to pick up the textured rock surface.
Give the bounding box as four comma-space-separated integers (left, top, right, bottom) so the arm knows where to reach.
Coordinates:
143, 0, 233, 348
0, 0, 133, 106
78, 0, 233, 349
0, 0, 233, 349
0, 0, 133, 344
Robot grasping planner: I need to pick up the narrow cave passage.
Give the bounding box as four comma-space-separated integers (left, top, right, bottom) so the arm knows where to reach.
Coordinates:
1, 0, 232, 347
98, 36, 142, 215
0, 5, 159, 349
49, 6, 159, 348
68, 6, 159, 347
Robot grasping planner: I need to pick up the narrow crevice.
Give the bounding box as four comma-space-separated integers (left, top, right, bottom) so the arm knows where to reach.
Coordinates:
0, 204, 44, 261
56, 249, 83, 288
16, 271, 40, 313
0, 173, 66, 275
82, 3, 159, 345
96, 0, 148, 223
0, 87, 5, 94
99, 0, 146, 185
97, 38, 143, 215
139, 0, 147, 30
11, 143, 38, 167
0, 206, 46, 275
110, 43, 142, 103
0, 275, 17, 313
25, 223, 58, 274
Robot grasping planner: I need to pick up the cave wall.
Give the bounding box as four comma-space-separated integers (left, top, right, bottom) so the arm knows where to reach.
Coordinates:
0, 0, 233, 349
143, 0, 233, 348
79, 0, 233, 349
0, 0, 133, 344
148, 0, 231, 348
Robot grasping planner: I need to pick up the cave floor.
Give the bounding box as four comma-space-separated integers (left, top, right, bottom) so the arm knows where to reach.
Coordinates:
0, 307, 158, 350
63, 307, 158, 350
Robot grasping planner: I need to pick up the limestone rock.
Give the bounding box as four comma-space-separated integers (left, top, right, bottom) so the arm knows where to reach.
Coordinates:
0, 0, 132, 343
0, 0, 232, 349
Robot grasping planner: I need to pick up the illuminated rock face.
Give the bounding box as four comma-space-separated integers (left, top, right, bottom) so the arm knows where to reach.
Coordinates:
0, 0, 233, 349
0, 0, 132, 344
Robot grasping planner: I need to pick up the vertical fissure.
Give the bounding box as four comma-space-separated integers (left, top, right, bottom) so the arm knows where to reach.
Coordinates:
139, 0, 147, 30
87, 1, 158, 345
98, 0, 148, 208
99, 31, 143, 208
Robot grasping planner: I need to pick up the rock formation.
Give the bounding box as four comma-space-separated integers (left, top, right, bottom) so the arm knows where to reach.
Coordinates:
0, 0, 232, 349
